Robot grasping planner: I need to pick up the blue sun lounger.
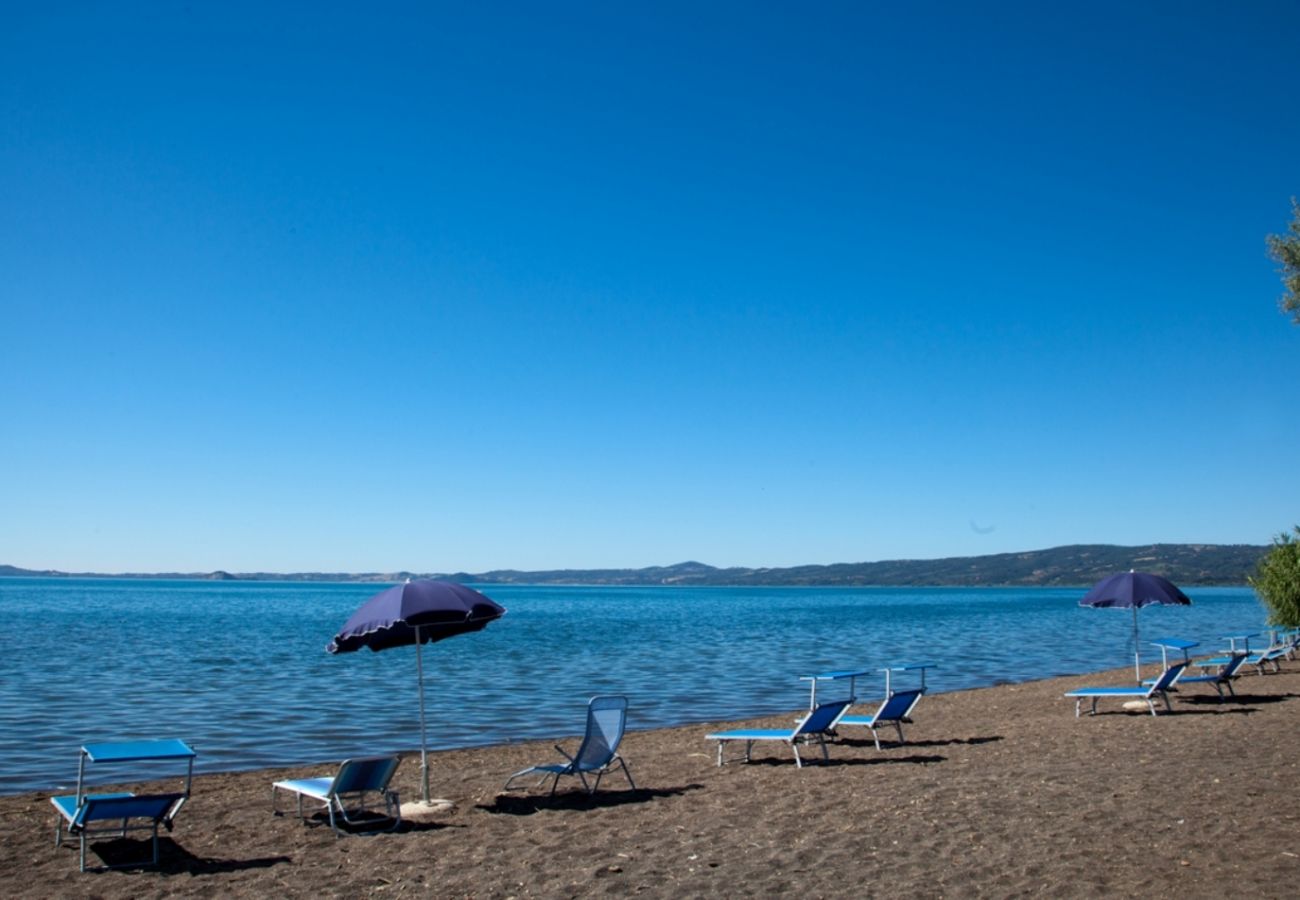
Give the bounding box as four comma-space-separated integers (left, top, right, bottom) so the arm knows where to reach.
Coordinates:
272, 755, 402, 837
1065, 662, 1187, 717
1196, 643, 1290, 676
1151, 651, 1247, 700
706, 698, 854, 768
50, 739, 196, 872
835, 688, 926, 749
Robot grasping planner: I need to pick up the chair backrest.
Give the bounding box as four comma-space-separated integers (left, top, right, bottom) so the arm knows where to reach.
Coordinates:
332, 756, 400, 796
794, 699, 854, 737
79, 793, 185, 826
1218, 652, 1249, 678
872, 688, 924, 724
572, 696, 629, 772
1147, 662, 1188, 694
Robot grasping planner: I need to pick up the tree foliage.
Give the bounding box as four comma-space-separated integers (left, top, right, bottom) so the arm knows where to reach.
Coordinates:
1267, 198, 1300, 325
1249, 526, 1300, 627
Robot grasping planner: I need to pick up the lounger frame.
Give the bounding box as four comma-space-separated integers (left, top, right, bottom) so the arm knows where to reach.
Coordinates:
835, 688, 925, 749
1065, 662, 1187, 718
272, 755, 402, 837
706, 699, 854, 768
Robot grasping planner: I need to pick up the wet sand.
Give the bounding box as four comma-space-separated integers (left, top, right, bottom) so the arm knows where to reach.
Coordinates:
2, 664, 1298, 898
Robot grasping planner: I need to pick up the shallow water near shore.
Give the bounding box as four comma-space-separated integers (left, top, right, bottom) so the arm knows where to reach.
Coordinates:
0, 577, 1266, 794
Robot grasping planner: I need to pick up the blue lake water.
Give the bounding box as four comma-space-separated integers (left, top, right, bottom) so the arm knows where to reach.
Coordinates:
0, 577, 1268, 795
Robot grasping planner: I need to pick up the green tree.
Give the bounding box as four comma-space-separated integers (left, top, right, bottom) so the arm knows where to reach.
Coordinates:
1267, 198, 1300, 325
1249, 527, 1300, 627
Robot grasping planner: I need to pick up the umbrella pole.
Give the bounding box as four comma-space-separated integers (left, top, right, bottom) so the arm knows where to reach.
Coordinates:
1132, 606, 1142, 682
416, 626, 430, 804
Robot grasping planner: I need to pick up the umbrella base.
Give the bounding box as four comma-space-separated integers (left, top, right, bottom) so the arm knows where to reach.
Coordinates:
400, 798, 454, 821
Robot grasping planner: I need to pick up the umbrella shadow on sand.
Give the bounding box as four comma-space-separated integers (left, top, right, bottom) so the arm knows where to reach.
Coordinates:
478, 784, 703, 816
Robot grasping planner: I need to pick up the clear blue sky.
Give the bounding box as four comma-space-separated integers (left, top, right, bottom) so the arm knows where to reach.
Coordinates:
3, 2, 1298, 573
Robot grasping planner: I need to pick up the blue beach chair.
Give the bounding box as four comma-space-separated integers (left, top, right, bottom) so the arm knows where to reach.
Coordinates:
52, 792, 187, 872
834, 688, 925, 749
50, 739, 196, 872
504, 696, 637, 796
1064, 662, 1187, 717
1196, 642, 1290, 676
1152, 651, 1248, 700
272, 755, 402, 836
705, 698, 854, 768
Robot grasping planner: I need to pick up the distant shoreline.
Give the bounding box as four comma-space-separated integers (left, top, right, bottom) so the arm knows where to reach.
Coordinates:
0, 541, 1265, 587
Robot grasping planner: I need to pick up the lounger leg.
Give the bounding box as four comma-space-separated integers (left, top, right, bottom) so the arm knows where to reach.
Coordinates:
716, 741, 724, 767
617, 758, 636, 791
892, 721, 905, 745
791, 741, 803, 769
818, 734, 830, 765
870, 727, 882, 750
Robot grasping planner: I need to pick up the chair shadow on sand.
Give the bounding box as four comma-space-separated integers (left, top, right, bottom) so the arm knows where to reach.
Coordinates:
1177, 691, 1297, 707
839, 735, 1003, 750
81, 837, 291, 876
734, 753, 947, 768
477, 784, 702, 816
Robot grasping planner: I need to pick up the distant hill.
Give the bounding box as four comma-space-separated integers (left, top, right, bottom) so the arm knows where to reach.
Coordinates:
0, 543, 1267, 587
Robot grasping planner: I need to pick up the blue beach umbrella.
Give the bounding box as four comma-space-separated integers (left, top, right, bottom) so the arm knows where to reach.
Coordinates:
328, 579, 506, 804
1079, 571, 1191, 681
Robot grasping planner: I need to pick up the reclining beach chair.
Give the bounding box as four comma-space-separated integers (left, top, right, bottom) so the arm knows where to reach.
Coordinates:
1155, 651, 1248, 700
833, 688, 925, 749
705, 698, 854, 768
1064, 662, 1187, 717
504, 696, 636, 796
1196, 643, 1289, 676
50, 738, 196, 872
272, 755, 402, 836
52, 792, 187, 872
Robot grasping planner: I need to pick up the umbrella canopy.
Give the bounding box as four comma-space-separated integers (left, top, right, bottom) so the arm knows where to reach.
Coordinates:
1079, 571, 1190, 680
328, 580, 506, 803
328, 579, 506, 654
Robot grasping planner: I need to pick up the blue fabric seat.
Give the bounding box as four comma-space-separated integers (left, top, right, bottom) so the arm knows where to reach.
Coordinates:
504, 696, 637, 795
705, 698, 854, 768
273, 755, 402, 836
1064, 662, 1188, 717
834, 688, 925, 749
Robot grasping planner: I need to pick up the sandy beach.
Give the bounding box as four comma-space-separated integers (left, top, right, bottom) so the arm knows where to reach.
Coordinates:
3, 663, 1298, 899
